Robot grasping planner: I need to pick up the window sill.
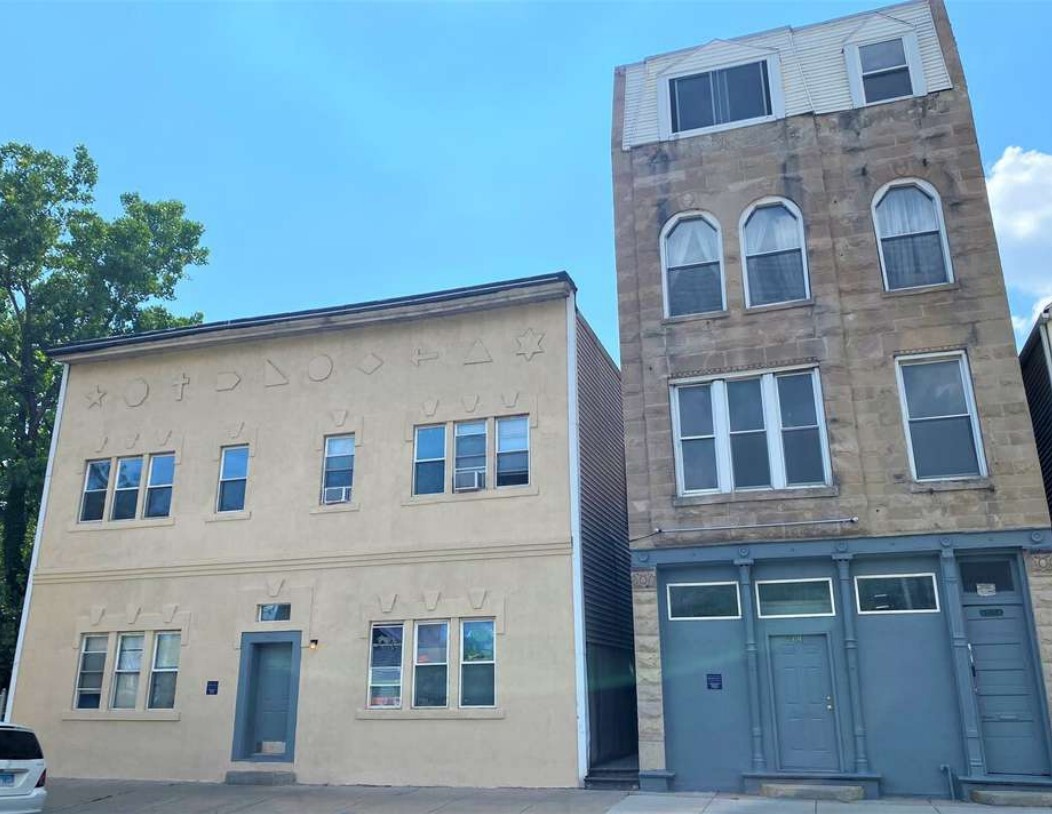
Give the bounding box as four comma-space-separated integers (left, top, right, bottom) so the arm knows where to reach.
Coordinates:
67, 516, 176, 533
666, 113, 778, 141
62, 710, 180, 722
744, 298, 814, 315
908, 478, 993, 494
662, 310, 729, 326
882, 281, 958, 299
205, 510, 252, 523
673, 485, 839, 507
354, 707, 504, 721
403, 484, 538, 507
309, 502, 361, 515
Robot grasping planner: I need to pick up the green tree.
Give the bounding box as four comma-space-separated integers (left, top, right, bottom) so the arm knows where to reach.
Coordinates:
0, 143, 208, 687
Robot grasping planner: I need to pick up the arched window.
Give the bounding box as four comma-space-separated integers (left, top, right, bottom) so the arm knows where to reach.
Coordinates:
741, 199, 809, 308
873, 181, 952, 291
662, 213, 725, 317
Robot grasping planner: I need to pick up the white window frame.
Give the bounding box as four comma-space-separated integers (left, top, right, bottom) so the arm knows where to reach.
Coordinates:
147, 631, 181, 710
739, 197, 810, 309
412, 620, 450, 710
845, 32, 927, 108
495, 415, 531, 488
894, 351, 987, 482
660, 211, 727, 318
79, 459, 112, 523
872, 178, 954, 291
413, 425, 447, 496
657, 55, 786, 141
459, 618, 497, 709
111, 632, 145, 709
257, 603, 291, 622
453, 420, 488, 491
110, 455, 145, 521
144, 452, 176, 519
321, 434, 355, 504
756, 577, 836, 619
670, 366, 831, 496
367, 622, 405, 710
666, 582, 742, 621
854, 573, 941, 616
216, 444, 250, 513
74, 633, 109, 710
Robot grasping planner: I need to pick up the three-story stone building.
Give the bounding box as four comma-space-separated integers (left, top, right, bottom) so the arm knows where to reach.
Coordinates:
613, 0, 1052, 798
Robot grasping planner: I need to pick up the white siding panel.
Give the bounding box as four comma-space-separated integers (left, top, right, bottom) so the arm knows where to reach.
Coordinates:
620, 1, 952, 150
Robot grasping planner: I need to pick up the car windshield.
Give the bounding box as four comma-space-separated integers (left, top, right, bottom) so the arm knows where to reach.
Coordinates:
0, 730, 42, 760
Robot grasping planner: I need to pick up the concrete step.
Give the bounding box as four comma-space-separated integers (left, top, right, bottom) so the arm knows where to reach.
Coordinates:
760, 782, 864, 802
971, 789, 1052, 807
224, 770, 296, 786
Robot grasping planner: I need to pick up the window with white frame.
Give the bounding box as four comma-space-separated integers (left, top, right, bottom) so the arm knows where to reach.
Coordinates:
460, 619, 496, 707
896, 353, 985, 481
855, 574, 939, 614
111, 632, 145, 709
321, 434, 355, 504
454, 421, 487, 491
147, 632, 181, 709
413, 621, 449, 708
368, 623, 404, 708
110, 457, 144, 521
667, 582, 741, 620
413, 426, 446, 496
79, 460, 111, 522
672, 368, 829, 495
669, 60, 773, 135
663, 214, 725, 317
217, 445, 249, 512
144, 453, 175, 518
757, 578, 835, 618
257, 603, 291, 622
859, 39, 912, 103
74, 634, 108, 709
742, 200, 809, 307
874, 181, 952, 291
496, 416, 529, 487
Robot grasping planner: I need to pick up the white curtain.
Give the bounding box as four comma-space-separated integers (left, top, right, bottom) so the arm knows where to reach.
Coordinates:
877, 186, 939, 237
666, 217, 719, 267
744, 204, 801, 255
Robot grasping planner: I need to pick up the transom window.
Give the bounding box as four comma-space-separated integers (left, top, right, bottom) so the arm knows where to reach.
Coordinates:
742, 201, 809, 307
670, 60, 772, 134
756, 578, 835, 618
896, 353, 985, 481
257, 603, 291, 622
667, 583, 741, 620
859, 39, 913, 103
874, 181, 951, 290
672, 368, 829, 495
321, 434, 355, 504
217, 445, 249, 512
855, 574, 939, 614
663, 214, 724, 317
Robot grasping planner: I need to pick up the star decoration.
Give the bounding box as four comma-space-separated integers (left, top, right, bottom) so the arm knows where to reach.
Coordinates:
86, 385, 106, 409
515, 329, 545, 361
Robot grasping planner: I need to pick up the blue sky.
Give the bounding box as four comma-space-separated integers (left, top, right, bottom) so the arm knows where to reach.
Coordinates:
5, 1, 1051, 358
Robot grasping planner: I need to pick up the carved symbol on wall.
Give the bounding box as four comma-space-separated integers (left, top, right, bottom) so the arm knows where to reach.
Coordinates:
501, 391, 520, 409
412, 347, 439, 366
308, 355, 334, 382
463, 340, 492, 365
379, 594, 397, 614
266, 577, 285, 598
162, 604, 179, 624
358, 353, 383, 375
123, 378, 149, 408
155, 429, 173, 446
423, 590, 441, 611
227, 421, 245, 439
216, 372, 241, 392
630, 569, 657, 590
124, 604, 142, 624
94, 436, 109, 453
86, 385, 106, 409
516, 329, 545, 361
89, 606, 105, 626
173, 373, 190, 401
468, 588, 487, 610
423, 399, 439, 417
461, 394, 480, 413
331, 409, 349, 427
123, 432, 140, 450
265, 359, 289, 387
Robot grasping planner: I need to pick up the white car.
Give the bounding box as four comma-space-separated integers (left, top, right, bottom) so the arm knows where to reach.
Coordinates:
0, 725, 45, 813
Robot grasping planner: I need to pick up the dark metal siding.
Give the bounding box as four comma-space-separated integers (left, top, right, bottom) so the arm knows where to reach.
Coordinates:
1021, 325, 1052, 513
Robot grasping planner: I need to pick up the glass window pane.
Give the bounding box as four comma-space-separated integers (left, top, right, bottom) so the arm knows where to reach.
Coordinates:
758, 580, 834, 617
863, 68, 913, 102
145, 486, 172, 518
745, 205, 801, 255
721, 61, 770, 122
80, 491, 106, 522
857, 575, 938, 612
111, 489, 138, 521
416, 623, 448, 664
77, 692, 101, 710
81, 652, 106, 674
371, 625, 403, 666
671, 73, 714, 132
148, 454, 175, 487
682, 438, 718, 491
218, 480, 246, 512
678, 385, 714, 437
877, 186, 939, 237
783, 428, 825, 486
668, 262, 723, 316
414, 461, 445, 495
154, 633, 181, 669
727, 379, 764, 432
148, 671, 177, 709
777, 373, 817, 428
413, 664, 448, 708
112, 673, 139, 709
882, 233, 948, 289
258, 603, 291, 622
462, 621, 495, 662
960, 560, 1014, 595
221, 447, 249, 480
746, 251, 807, 306
666, 218, 719, 268
497, 417, 528, 452
731, 433, 771, 488
369, 685, 401, 708
860, 39, 907, 73
668, 584, 739, 619
85, 635, 108, 653
461, 663, 495, 707
496, 452, 529, 486
117, 635, 144, 670
326, 436, 355, 457
901, 360, 968, 418
324, 469, 354, 490
416, 427, 445, 461
86, 461, 111, 491
78, 668, 103, 689
116, 458, 142, 489
911, 417, 980, 479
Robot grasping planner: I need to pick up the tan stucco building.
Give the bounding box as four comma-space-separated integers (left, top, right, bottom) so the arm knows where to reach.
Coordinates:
7, 273, 635, 787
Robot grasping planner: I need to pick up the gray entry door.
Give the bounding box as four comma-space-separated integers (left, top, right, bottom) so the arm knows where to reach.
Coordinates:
232, 631, 301, 762
771, 635, 838, 771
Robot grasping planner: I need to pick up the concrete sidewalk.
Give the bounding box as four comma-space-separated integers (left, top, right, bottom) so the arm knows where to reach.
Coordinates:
41, 780, 1040, 814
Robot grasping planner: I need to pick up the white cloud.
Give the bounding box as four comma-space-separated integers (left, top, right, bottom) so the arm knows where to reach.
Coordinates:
988, 146, 1052, 298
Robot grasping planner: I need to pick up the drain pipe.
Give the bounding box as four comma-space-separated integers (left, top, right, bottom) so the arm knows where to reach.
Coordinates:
940, 764, 957, 801
656, 517, 859, 534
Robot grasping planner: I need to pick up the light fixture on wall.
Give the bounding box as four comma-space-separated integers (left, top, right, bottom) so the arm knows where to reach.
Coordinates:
309, 639, 319, 650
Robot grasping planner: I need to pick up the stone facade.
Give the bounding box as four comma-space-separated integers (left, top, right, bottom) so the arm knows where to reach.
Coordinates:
613, 0, 1052, 784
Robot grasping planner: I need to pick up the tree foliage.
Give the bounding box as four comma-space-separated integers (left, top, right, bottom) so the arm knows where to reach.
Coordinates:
0, 143, 208, 687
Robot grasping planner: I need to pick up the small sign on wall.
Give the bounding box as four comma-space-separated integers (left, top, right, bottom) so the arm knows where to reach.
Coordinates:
706, 673, 723, 690
206, 680, 219, 696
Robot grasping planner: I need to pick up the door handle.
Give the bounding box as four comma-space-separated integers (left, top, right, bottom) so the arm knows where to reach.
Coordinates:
826, 695, 834, 711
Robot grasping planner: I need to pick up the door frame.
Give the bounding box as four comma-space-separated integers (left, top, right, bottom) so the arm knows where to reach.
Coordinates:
765, 631, 845, 772
231, 630, 302, 763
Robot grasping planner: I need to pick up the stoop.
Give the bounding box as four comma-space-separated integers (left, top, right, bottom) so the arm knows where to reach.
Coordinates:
760, 782, 864, 802
225, 770, 296, 786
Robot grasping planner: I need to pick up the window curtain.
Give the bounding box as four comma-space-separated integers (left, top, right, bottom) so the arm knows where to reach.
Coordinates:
744, 205, 800, 255
666, 218, 719, 266
877, 186, 947, 288
667, 218, 723, 315
744, 205, 806, 306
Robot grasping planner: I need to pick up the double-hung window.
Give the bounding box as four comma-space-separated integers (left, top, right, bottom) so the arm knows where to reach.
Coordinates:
874, 181, 952, 290
663, 214, 725, 316
669, 60, 773, 135
112, 633, 145, 709
111, 457, 144, 521
413, 621, 449, 708
80, 461, 111, 522
217, 445, 249, 512
144, 453, 175, 518
321, 435, 355, 504
368, 623, 404, 708
672, 368, 829, 495
496, 416, 529, 487
148, 632, 181, 709
75, 634, 108, 709
460, 619, 496, 708
742, 200, 809, 307
413, 426, 446, 495
896, 353, 985, 481
453, 421, 487, 491
859, 39, 912, 103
